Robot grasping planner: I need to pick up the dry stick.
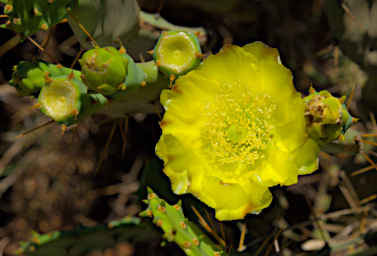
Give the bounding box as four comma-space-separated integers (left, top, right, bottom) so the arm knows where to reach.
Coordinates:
360, 139, 377, 147
360, 194, 377, 205
342, 2, 356, 21
204, 209, 222, 243
0, 33, 21, 57
120, 117, 129, 158
16, 120, 55, 138
41, 26, 54, 49
361, 151, 377, 172
304, 196, 330, 244
340, 171, 368, 233
352, 165, 375, 176
263, 230, 282, 256
27, 36, 60, 64
191, 206, 226, 248
361, 133, 377, 138
237, 223, 247, 252
70, 48, 84, 69
346, 84, 356, 109
96, 122, 117, 173
254, 231, 275, 256
68, 13, 99, 48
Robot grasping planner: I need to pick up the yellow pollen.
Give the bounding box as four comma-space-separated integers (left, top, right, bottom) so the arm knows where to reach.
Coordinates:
201, 83, 276, 173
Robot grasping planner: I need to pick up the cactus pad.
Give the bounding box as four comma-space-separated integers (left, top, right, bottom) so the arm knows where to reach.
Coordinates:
140, 188, 224, 256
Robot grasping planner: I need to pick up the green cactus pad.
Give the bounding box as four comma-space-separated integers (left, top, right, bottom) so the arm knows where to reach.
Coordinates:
0, 0, 74, 36
153, 31, 202, 76
18, 217, 161, 256
79, 47, 128, 95
304, 89, 354, 145
141, 188, 224, 256
38, 74, 86, 124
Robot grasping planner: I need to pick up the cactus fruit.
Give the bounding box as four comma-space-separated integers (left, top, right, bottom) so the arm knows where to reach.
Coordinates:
10, 61, 81, 96
79, 47, 129, 95
140, 188, 224, 256
38, 73, 86, 124
153, 31, 202, 77
304, 88, 354, 144
0, 0, 74, 36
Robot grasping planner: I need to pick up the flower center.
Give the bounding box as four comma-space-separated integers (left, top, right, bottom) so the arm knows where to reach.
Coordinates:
200, 83, 276, 174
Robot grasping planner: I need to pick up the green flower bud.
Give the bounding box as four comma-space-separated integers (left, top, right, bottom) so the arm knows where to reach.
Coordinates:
38, 73, 87, 124
79, 47, 128, 95
304, 89, 354, 144
153, 31, 202, 76
10, 62, 45, 95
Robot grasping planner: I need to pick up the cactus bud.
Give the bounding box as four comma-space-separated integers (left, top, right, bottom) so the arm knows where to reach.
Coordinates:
10, 62, 45, 95
10, 61, 82, 96
153, 31, 202, 76
38, 75, 86, 124
304, 89, 354, 144
79, 47, 128, 95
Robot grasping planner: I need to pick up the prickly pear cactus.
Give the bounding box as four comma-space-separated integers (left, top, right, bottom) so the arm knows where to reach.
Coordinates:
304, 88, 355, 145
19, 217, 160, 256
140, 188, 224, 256
0, 0, 75, 36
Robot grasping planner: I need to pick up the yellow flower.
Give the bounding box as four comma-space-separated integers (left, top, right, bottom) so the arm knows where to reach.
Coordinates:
156, 42, 320, 221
